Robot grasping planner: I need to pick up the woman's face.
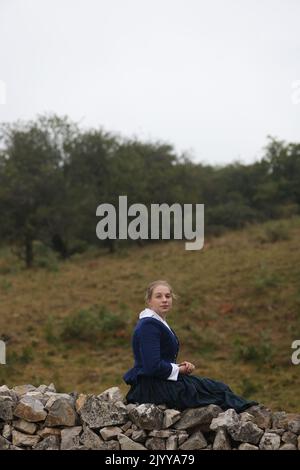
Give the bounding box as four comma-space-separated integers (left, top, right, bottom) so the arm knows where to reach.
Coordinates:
148, 284, 173, 317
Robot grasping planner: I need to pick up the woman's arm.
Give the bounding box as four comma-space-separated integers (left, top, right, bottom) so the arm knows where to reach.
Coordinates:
138, 322, 174, 379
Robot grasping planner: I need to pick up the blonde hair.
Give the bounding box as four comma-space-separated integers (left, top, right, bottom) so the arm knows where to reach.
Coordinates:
145, 280, 177, 303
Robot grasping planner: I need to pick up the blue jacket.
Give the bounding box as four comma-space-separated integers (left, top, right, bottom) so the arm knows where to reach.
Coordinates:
123, 317, 180, 385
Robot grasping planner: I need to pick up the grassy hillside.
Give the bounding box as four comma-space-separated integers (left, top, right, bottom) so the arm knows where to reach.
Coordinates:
1, 217, 300, 411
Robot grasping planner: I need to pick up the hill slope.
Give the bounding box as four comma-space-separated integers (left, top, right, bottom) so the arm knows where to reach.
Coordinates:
0, 217, 300, 411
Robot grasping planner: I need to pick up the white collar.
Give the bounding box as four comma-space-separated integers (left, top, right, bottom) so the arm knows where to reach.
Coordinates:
139, 308, 172, 331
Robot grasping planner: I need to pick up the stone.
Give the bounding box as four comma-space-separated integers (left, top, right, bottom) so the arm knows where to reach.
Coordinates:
0, 435, 12, 450
38, 427, 61, 439
0, 396, 15, 421
210, 409, 240, 433
75, 394, 87, 413
177, 431, 189, 445
287, 416, 300, 434
80, 396, 128, 428
121, 420, 132, 432
238, 443, 259, 450
175, 405, 222, 432
118, 434, 147, 450
279, 443, 297, 450
166, 435, 178, 450
131, 429, 147, 443
12, 384, 36, 397
259, 432, 281, 450
2, 423, 12, 440
163, 409, 181, 428
97, 387, 124, 403
13, 419, 37, 435
60, 426, 82, 450
45, 398, 77, 427
179, 431, 207, 450
282, 431, 298, 446
148, 429, 175, 438
228, 421, 264, 445
128, 404, 164, 430
33, 436, 60, 450
99, 426, 123, 441
213, 429, 231, 450
145, 437, 165, 450
12, 430, 41, 448
246, 405, 272, 429
80, 426, 103, 449
13, 396, 47, 422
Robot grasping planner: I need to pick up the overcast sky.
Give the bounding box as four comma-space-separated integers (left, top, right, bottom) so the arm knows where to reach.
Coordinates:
0, 0, 300, 165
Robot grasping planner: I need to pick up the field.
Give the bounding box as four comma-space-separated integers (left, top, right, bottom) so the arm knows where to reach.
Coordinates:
1, 216, 300, 411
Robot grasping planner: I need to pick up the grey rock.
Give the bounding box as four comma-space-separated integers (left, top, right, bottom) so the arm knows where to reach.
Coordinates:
12, 430, 41, 447
246, 405, 272, 429
229, 421, 264, 445
99, 426, 123, 441
33, 436, 60, 450
210, 409, 240, 433
2, 423, 12, 440
148, 429, 175, 438
163, 409, 181, 428
213, 429, 231, 450
166, 435, 178, 450
45, 398, 77, 427
279, 443, 297, 450
259, 432, 281, 450
13, 396, 47, 422
0, 396, 15, 421
282, 431, 298, 446
145, 437, 165, 450
131, 429, 147, 443
80, 396, 128, 428
175, 405, 222, 432
12, 384, 36, 397
128, 404, 164, 430
287, 416, 300, 434
38, 427, 61, 439
0, 435, 12, 450
179, 430, 207, 450
97, 387, 124, 403
13, 419, 37, 435
238, 443, 259, 450
118, 434, 147, 450
80, 426, 103, 449
60, 426, 82, 450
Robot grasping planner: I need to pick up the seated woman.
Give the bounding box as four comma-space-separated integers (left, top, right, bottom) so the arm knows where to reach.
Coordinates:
124, 280, 258, 412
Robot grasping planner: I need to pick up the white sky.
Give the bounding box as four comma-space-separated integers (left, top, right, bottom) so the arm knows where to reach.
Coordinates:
0, 0, 300, 165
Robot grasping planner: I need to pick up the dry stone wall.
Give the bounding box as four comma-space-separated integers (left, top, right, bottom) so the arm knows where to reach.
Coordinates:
0, 384, 300, 450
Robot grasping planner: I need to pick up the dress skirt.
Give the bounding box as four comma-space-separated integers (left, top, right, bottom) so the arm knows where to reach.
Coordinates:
126, 375, 258, 412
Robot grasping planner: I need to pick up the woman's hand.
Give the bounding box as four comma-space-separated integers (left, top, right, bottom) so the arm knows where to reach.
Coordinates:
178, 361, 195, 375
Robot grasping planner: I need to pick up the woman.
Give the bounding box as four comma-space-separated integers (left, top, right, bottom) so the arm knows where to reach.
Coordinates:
124, 280, 258, 412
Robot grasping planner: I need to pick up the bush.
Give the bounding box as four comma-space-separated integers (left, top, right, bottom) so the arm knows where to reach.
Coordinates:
233, 335, 273, 365
61, 305, 128, 343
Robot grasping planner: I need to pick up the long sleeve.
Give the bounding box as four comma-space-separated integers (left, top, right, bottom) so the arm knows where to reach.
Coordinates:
167, 363, 179, 381
138, 322, 173, 379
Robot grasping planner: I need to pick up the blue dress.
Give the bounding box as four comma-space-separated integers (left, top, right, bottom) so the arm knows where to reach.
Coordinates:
123, 317, 258, 412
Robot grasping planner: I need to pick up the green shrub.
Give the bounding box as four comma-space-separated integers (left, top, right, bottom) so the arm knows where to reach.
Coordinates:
61, 305, 127, 343
233, 335, 273, 365
256, 223, 290, 244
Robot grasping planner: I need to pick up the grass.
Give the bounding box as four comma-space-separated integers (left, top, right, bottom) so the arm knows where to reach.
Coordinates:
0, 216, 300, 411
